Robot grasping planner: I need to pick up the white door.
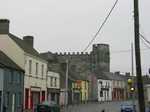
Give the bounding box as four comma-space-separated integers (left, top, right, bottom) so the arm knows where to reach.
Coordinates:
12, 94, 15, 112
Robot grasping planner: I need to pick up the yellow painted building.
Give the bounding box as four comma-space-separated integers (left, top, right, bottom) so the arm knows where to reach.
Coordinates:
72, 80, 89, 103
81, 80, 89, 102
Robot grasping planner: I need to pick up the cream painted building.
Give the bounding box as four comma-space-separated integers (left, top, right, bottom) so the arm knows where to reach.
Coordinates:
47, 71, 60, 104
0, 19, 48, 109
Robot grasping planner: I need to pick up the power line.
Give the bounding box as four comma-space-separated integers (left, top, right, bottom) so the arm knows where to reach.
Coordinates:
140, 33, 150, 46
111, 48, 150, 54
83, 0, 119, 52
140, 35, 150, 49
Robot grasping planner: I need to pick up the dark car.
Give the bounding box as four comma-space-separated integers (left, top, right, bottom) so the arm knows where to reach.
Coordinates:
120, 104, 136, 112
35, 101, 60, 112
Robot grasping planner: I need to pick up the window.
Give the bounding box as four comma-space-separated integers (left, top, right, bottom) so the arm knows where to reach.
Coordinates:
100, 91, 103, 97
17, 93, 21, 106
11, 70, 14, 83
105, 82, 107, 87
16, 72, 21, 84
41, 64, 44, 77
54, 77, 57, 87
108, 82, 110, 88
6, 92, 9, 107
29, 60, 32, 74
50, 77, 53, 87
99, 81, 102, 85
85, 82, 86, 89
8, 69, 12, 83
13, 71, 21, 83
107, 91, 109, 97
35, 63, 38, 75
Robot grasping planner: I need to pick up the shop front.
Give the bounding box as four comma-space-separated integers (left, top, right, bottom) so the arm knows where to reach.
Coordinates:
47, 88, 60, 105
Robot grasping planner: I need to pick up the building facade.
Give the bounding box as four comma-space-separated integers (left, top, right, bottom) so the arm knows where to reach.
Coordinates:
97, 78, 112, 102
107, 72, 126, 101
47, 71, 60, 104
72, 80, 89, 103
0, 19, 48, 110
0, 51, 24, 112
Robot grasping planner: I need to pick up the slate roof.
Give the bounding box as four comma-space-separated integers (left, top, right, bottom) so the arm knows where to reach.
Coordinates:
8, 33, 44, 59
0, 50, 24, 71
101, 72, 126, 81
97, 73, 110, 80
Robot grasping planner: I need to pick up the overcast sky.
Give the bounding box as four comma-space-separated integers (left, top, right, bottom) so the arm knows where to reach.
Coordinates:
0, 0, 150, 75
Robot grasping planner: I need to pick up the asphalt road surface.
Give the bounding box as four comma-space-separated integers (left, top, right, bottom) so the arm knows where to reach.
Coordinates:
61, 100, 140, 112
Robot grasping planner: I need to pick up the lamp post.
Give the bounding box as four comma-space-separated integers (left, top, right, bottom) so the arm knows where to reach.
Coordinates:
127, 78, 135, 111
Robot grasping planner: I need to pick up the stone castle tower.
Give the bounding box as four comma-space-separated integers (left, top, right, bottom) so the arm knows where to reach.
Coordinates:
90, 44, 110, 75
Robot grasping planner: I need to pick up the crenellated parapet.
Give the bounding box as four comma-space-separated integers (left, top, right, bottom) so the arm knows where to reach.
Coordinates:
54, 52, 90, 57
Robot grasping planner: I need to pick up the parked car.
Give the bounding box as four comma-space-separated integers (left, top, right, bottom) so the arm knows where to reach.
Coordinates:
120, 104, 136, 112
35, 101, 60, 112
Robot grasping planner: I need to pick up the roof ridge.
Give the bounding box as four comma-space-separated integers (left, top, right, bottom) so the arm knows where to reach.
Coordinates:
8, 33, 44, 59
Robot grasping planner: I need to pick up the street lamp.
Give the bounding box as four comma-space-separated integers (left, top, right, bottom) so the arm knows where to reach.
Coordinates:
127, 78, 136, 111
127, 78, 132, 85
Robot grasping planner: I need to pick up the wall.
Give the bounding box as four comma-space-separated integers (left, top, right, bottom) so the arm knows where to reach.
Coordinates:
0, 34, 25, 69
47, 71, 60, 89
97, 79, 112, 102
144, 85, 150, 103
3, 68, 24, 112
24, 54, 47, 90
81, 81, 89, 102
91, 44, 110, 74
0, 68, 4, 90
0, 68, 4, 112
88, 74, 98, 101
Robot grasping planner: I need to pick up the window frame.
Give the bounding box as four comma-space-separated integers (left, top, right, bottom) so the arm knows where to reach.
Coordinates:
41, 64, 44, 78
29, 60, 32, 74
35, 62, 39, 76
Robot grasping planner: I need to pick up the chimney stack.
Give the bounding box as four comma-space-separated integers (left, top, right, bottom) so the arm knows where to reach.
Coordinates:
23, 36, 34, 47
0, 19, 10, 34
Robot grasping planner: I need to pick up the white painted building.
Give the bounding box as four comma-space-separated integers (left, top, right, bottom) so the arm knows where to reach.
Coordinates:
0, 19, 48, 109
144, 84, 150, 104
47, 71, 60, 104
97, 77, 112, 102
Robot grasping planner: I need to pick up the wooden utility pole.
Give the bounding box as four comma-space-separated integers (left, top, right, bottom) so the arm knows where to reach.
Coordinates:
65, 59, 69, 112
133, 0, 145, 112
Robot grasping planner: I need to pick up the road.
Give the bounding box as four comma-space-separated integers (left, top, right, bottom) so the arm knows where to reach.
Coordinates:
61, 100, 141, 112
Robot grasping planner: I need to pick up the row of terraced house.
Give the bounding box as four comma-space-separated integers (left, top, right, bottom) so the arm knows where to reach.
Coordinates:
0, 19, 134, 112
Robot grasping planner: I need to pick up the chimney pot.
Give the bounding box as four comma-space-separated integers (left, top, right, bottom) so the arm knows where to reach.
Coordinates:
0, 19, 10, 34
23, 36, 34, 47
